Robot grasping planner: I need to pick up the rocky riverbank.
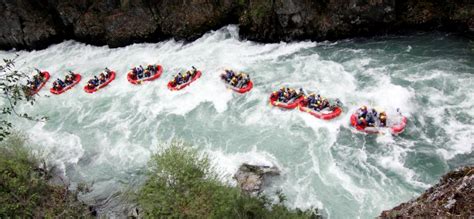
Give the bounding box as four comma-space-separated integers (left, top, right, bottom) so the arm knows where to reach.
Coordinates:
380, 166, 473, 218
1, 0, 473, 50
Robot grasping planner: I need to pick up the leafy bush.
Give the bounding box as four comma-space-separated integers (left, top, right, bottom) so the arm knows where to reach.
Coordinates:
138, 141, 319, 218
0, 57, 45, 141
0, 134, 91, 217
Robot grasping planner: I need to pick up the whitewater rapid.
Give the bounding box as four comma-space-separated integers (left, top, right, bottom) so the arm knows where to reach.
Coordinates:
1, 26, 473, 218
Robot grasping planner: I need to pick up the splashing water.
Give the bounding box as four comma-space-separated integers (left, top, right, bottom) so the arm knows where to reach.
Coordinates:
1, 26, 473, 218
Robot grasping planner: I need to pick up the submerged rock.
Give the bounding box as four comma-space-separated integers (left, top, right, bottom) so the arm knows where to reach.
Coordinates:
380, 166, 474, 218
233, 163, 280, 194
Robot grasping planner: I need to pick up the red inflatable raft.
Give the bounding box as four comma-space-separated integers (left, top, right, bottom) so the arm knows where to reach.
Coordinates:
84, 71, 116, 93
299, 100, 342, 120
29, 71, 50, 95
127, 65, 163, 85
350, 113, 407, 135
167, 71, 202, 91
269, 93, 304, 109
50, 73, 82, 95
224, 80, 254, 94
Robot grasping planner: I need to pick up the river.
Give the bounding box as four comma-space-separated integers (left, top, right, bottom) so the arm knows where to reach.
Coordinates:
1, 25, 473, 218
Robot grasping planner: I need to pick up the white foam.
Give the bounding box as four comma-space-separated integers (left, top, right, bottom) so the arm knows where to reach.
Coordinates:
2, 25, 473, 219
205, 146, 280, 185
378, 146, 430, 189
27, 122, 84, 173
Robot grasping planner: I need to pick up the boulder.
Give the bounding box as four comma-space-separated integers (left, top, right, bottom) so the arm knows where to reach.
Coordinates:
379, 166, 474, 218
233, 163, 280, 194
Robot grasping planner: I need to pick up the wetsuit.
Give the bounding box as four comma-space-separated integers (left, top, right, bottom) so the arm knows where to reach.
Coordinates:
175, 73, 184, 85
56, 79, 66, 88
225, 70, 234, 82
366, 111, 376, 127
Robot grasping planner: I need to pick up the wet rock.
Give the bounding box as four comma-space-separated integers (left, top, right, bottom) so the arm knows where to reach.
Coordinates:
0, 0, 64, 50
379, 166, 474, 218
0, 0, 473, 50
127, 206, 142, 219
150, 0, 240, 41
239, 0, 474, 42
233, 163, 280, 194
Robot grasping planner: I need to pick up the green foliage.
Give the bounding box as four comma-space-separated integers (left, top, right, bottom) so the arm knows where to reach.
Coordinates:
0, 134, 91, 218
0, 57, 45, 141
138, 141, 320, 218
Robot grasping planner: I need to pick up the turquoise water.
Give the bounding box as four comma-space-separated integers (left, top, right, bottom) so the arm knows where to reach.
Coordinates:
1, 26, 473, 218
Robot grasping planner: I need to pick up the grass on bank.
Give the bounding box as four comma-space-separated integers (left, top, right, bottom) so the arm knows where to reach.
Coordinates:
0, 135, 91, 218
138, 141, 319, 218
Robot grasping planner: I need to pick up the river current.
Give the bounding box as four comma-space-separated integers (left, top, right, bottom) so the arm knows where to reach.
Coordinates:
1, 26, 473, 218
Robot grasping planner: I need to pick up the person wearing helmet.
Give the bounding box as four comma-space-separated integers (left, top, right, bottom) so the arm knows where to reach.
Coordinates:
92, 76, 99, 86
244, 73, 250, 87
65, 74, 75, 85
136, 67, 144, 79
52, 81, 60, 91
320, 98, 330, 110
358, 106, 368, 118
316, 94, 322, 103
130, 68, 138, 79
357, 117, 367, 126
365, 108, 377, 127
379, 114, 387, 127
371, 108, 378, 118
98, 73, 106, 83
149, 65, 157, 75
54, 78, 66, 90
287, 88, 297, 101
283, 91, 290, 103
306, 93, 317, 107
87, 79, 96, 89
297, 88, 305, 98
272, 91, 279, 101
68, 71, 75, 79
311, 100, 321, 110
230, 77, 238, 87
104, 68, 111, 78
236, 72, 248, 88
29, 82, 36, 91
169, 78, 176, 87
27, 79, 37, 91
183, 71, 192, 83
312, 96, 323, 110
31, 74, 41, 87
143, 70, 151, 78
274, 87, 285, 101
64, 71, 75, 85
191, 66, 198, 76
175, 72, 184, 85
221, 70, 228, 82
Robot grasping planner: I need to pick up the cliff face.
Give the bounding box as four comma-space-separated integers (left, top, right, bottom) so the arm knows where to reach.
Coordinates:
0, 0, 473, 50
239, 0, 474, 42
380, 166, 474, 218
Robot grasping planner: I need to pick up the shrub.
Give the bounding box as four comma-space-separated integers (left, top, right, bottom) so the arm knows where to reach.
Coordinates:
0, 135, 91, 217
138, 141, 319, 218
